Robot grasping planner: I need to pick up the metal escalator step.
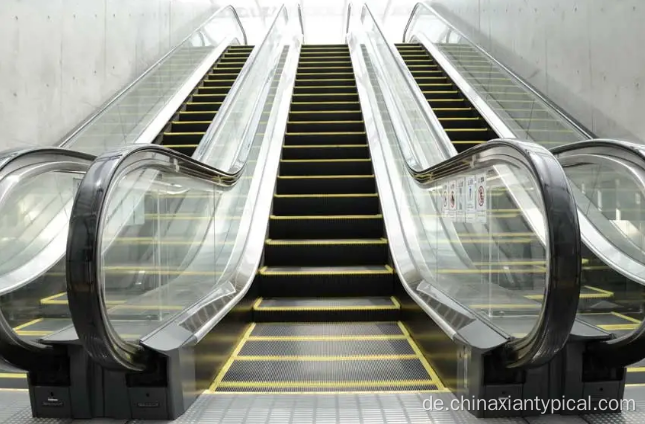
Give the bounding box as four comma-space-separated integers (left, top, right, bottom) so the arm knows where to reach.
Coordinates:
192, 93, 227, 102
202, 79, 236, 87
198, 86, 235, 95
299, 61, 352, 68
272, 193, 379, 215
284, 132, 366, 145
411, 70, 444, 77
423, 90, 462, 100
289, 110, 363, 121
293, 72, 355, 80
431, 107, 475, 118
276, 175, 375, 194
160, 133, 202, 153
170, 121, 211, 133
292, 93, 359, 102
294, 85, 356, 94
446, 127, 494, 141
237, 339, 415, 357
295, 78, 356, 87
217, 358, 434, 392
281, 144, 369, 160
279, 159, 372, 176
427, 98, 467, 108
253, 296, 399, 321
185, 101, 222, 112
269, 214, 383, 239
286, 121, 364, 132
291, 102, 360, 112
177, 111, 216, 121
627, 368, 645, 385
250, 322, 405, 338
263, 238, 389, 267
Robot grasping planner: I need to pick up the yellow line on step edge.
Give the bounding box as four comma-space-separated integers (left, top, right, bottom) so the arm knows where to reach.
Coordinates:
258, 264, 394, 277
247, 335, 409, 341
265, 238, 387, 245
234, 355, 420, 361
209, 323, 256, 391
253, 294, 398, 310
213, 380, 440, 389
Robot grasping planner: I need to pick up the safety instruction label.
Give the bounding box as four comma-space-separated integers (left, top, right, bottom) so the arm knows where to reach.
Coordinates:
440, 174, 487, 224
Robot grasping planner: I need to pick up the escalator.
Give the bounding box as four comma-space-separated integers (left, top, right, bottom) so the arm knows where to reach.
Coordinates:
0, 44, 253, 389
209, 44, 443, 393
395, 41, 645, 384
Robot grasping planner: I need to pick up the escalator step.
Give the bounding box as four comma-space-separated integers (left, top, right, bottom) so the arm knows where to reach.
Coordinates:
282, 144, 369, 159
253, 296, 399, 322
296, 78, 357, 87
263, 239, 389, 266
289, 111, 363, 121
177, 111, 217, 121
238, 338, 414, 356
170, 121, 211, 133
268, 215, 383, 239
202, 79, 237, 87
279, 159, 372, 176
427, 98, 468, 109
284, 132, 366, 145
198, 86, 236, 95
446, 128, 493, 141
185, 102, 222, 112
422, 90, 462, 100
162, 133, 203, 147
250, 322, 405, 337
290, 102, 360, 112
276, 175, 375, 194
281, 144, 369, 160
293, 72, 355, 80
294, 85, 356, 94
286, 121, 364, 132
299, 61, 353, 68
272, 194, 379, 215
291, 93, 359, 102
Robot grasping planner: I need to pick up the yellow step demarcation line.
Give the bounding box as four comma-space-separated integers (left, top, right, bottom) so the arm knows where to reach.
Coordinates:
282, 144, 367, 148
286, 131, 366, 135
280, 158, 371, 163
258, 265, 394, 278
287, 120, 363, 124
270, 214, 382, 219
291, 101, 360, 105
277, 174, 373, 179
274, 193, 377, 198
11, 318, 139, 338
253, 294, 397, 310
265, 238, 387, 245
524, 285, 614, 301
208, 320, 444, 392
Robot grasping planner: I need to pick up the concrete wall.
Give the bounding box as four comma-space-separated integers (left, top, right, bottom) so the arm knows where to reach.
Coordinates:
0, 0, 231, 149
429, 0, 645, 143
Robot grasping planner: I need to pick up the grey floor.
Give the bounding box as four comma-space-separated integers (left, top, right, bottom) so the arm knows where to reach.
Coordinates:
2, 387, 645, 423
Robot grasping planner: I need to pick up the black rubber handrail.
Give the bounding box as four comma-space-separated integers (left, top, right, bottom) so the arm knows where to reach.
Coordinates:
354, 3, 581, 368
66, 144, 239, 371
552, 139, 645, 367
402, 2, 595, 141
0, 148, 95, 372
410, 139, 582, 368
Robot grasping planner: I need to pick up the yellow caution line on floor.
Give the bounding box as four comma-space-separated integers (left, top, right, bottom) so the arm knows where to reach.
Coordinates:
13, 318, 44, 331
215, 380, 440, 389
0, 373, 26, 379
611, 312, 641, 324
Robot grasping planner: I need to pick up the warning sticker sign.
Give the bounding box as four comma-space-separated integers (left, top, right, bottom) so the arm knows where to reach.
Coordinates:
475, 173, 487, 223
448, 180, 457, 219
456, 178, 465, 222
441, 183, 449, 217
465, 175, 476, 223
